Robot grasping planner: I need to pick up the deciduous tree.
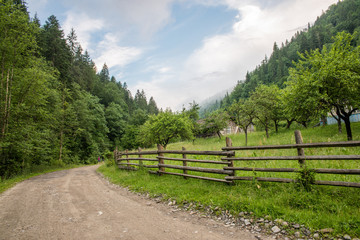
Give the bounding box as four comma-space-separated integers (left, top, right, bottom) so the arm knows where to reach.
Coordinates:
139, 111, 193, 148
287, 31, 360, 140
228, 99, 255, 146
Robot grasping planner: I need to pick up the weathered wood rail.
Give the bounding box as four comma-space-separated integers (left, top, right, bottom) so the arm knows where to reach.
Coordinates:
114, 130, 360, 188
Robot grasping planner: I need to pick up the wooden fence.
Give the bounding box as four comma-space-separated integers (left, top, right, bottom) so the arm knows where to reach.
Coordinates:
114, 130, 360, 188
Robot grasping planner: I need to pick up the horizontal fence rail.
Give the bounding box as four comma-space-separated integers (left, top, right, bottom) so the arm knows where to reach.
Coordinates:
114, 130, 360, 188
222, 141, 360, 151
222, 155, 360, 161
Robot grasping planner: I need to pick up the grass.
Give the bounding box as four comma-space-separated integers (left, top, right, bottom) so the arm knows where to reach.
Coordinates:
98, 122, 360, 237
0, 164, 85, 194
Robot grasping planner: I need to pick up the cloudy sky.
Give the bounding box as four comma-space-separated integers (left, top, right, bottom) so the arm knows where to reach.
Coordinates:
28, 0, 338, 110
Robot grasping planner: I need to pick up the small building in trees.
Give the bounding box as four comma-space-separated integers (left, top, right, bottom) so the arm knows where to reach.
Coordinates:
325, 109, 360, 125
220, 121, 254, 135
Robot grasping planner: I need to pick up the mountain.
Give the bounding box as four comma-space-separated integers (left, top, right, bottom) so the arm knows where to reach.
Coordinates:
201, 0, 360, 114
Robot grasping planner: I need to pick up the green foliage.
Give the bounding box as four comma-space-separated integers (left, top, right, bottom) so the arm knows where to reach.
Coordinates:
199, 110, 229, 139
121, 125, 141, 150
287, 31, 360, 140
228, 99, 254, 145
0, 1, 160, 177
105, 102, 128, 148
148, 97, 159, 115
0, 2, 60, 177
139, 111, 194, 148
249, 85, 281, 138
295, 167, 316, 192
103, 150, 115, 167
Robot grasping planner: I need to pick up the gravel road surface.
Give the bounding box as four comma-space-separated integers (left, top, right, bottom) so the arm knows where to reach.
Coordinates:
0, 165, 271, 240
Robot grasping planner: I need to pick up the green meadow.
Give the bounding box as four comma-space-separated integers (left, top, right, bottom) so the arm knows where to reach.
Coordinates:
99, 122, 360, 237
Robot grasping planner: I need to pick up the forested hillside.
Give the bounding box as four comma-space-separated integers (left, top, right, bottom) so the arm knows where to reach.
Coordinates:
200, 0, 360, 115
0, 1, 159, 178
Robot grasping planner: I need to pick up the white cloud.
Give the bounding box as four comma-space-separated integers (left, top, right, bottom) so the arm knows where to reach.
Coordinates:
63, 11, 105, 51
130, 73, 181, 111
154, 0, 338, 110
93, 33, 143, 70
158, 67, 172, 74
61, 0, 174, 38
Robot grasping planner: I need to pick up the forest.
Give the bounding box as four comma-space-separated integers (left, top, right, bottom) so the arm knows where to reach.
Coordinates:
0, 0, 159, 178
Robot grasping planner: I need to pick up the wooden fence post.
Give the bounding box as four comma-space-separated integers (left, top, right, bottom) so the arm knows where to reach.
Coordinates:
157, 144, 164, 175
226, 137, 235, 184
182, 147, 187, 179
116, 147, 121, 164
294, 130, 305, 168
125, 149, 129, 169
138, 147, 143, 168
113, 147, 118, 163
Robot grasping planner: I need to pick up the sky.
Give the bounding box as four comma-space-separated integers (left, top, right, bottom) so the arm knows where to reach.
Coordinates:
27, 0, 338, 111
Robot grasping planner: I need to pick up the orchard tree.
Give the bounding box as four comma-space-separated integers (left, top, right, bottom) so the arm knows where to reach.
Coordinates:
201, 110, 229, 139
139, 110, 193, 148
287, 31, 360, 140
278, 89, 296, 129
228, 99, 255, 146
250, 85, 281, 138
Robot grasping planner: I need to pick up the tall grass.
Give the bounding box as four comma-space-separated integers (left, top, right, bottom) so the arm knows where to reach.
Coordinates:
99, 122, 360, 237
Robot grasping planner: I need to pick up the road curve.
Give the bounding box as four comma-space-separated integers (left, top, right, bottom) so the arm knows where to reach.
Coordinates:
0, 165, 269, 240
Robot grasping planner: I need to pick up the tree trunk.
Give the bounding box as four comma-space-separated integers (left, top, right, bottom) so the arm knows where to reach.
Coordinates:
265, 125, 269, 138
337, 119, 342, 134
343, 117, 352, 141
274, 120, 279, 133
301, 121, 307, 128
336, 107, 353, 141
286, 119, 294, 129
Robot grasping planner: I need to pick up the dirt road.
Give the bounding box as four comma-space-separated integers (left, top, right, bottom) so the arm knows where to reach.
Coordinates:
0, 165, 270, 240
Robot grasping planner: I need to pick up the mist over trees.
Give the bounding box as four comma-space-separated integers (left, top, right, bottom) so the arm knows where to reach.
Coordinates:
201, 0, 360, 140
201, 0, 360, 115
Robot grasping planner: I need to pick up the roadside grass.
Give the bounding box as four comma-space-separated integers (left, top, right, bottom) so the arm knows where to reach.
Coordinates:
99, 164, 360, 237
0, 164, 84, 194
99, 122, 360, 237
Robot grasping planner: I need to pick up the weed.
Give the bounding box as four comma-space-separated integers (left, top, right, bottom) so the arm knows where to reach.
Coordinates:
295, 167, 316, 192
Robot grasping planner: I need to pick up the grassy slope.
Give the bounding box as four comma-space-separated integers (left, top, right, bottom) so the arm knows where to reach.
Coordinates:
99, 122, 360, 237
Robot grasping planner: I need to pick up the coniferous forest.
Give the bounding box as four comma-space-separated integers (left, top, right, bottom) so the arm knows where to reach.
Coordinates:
201, 0, 360, 114
0, 1, 159, 178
